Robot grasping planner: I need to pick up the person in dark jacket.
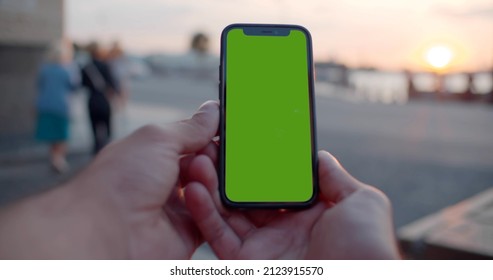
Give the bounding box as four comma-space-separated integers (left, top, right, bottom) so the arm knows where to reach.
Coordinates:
82, 42, 119, 154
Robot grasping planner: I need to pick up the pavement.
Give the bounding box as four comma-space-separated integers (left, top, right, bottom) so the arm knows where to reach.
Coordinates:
0, 88, 188, 206
130, 76, 493, 227
1, 75, 492, 259
399, 187, 493, 259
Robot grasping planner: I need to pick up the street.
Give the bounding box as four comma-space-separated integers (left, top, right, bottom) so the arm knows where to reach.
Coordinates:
1, 75, 493, 229
129, 76, 493, 227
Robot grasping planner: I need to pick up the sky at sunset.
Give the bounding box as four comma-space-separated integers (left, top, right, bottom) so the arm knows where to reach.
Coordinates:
67, 0, 493, 72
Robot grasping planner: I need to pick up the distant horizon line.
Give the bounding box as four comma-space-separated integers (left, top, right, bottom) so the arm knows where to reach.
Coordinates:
124, 50, 493, 74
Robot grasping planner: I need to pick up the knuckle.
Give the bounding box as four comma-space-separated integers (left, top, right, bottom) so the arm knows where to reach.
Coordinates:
358, 186, 392, 210
135, 124, 168, 141
192, 111, 208, 127
190, 114, 210, 135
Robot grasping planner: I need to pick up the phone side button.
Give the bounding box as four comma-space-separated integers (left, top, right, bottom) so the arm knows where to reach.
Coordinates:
219, 65, 222, 82
218, 82, 221, 101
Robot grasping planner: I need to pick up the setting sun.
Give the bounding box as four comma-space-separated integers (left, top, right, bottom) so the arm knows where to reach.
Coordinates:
425, 45, 453, 69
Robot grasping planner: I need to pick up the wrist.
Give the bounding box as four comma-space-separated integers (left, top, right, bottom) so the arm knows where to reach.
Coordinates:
63, 178, 129, 259
0, 180, 127, 259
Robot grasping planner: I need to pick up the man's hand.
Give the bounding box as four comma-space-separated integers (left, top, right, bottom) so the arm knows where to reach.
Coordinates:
185, 151, 400, 259
304, 151, 400, 259
0, 101, 219, 259
0, 99, 400, 260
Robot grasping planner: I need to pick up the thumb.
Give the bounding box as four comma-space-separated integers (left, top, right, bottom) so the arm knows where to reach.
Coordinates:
318, 150, 363, 203
167, 100, 219, 154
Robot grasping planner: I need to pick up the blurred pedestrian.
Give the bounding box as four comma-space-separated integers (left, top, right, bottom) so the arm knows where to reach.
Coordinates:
489, 68, 493, 104
405, 70, 417, 100
462, 73, 475, 102
107, 42, 130, 137
35, 39, 78, 173
108, 41, 130, 104
190, 32, 212, 79
81, 42, 118, 154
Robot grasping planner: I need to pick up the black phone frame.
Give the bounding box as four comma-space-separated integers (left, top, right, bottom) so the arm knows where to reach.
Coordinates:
219, 23, 319, 209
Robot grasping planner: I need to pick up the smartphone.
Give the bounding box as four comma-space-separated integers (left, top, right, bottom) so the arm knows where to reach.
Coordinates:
219, 24, 318, 208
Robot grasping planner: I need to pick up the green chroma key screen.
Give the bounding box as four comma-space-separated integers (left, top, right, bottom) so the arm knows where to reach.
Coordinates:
225, 27, 314, 203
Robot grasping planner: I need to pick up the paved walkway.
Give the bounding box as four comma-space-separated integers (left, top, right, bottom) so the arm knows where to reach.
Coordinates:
1, 76, 492, 259
0, 93, 187, 206
399, 187, 493, 259
0, 92, 218, 259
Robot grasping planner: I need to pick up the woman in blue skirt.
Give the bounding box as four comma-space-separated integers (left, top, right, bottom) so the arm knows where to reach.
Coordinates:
35, 40, 78, 173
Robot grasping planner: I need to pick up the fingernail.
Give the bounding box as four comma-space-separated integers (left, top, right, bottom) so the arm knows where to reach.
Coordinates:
198, 100, 219, 113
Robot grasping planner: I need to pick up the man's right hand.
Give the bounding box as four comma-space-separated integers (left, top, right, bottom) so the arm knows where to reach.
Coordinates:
185, 150, 400, 259
304, 151, 400, 259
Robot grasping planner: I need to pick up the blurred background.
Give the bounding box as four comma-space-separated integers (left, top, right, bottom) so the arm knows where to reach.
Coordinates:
0, 0, 492, 259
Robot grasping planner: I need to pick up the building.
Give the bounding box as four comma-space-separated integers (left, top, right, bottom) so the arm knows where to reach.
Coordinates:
0, 0, 64, 150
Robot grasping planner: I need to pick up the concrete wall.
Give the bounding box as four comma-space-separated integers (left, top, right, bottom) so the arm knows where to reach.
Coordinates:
0, 0, 64, 150
0, 0, 64, 45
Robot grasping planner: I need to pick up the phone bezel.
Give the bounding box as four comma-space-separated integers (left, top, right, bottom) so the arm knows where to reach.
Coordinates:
219, 23, 319, 209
